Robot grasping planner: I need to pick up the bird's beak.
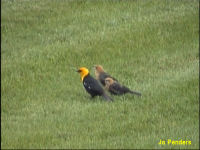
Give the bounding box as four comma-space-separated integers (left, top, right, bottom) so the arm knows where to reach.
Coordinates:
76, 69, 81, 73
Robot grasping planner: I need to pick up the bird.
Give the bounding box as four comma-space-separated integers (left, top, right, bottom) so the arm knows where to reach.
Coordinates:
76, 67, 113, 101
104, 77, 141, 96
94, 65, 118, 86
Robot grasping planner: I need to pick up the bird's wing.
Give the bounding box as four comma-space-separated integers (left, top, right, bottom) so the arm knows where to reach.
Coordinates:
109, 82, 123, 95
99, 73, 118, 86
84, 76, 103, 94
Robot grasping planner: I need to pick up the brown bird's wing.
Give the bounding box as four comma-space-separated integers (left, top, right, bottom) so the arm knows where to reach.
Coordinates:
109, 82, 141, 96
99, 73, 118, 86
109, 82, 124, 95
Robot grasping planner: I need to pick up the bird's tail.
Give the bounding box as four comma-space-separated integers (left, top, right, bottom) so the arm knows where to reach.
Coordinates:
129, 90, 142, 96
102, 93, 113, 101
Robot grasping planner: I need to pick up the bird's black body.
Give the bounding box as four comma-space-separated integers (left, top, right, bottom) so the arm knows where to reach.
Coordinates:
83, 74, 112, 101
99, 73, 117, 86
108, 82, 141, 96
83, 74, 104, 97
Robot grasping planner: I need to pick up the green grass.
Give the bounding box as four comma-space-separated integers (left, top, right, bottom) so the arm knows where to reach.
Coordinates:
1, 0, 199, 149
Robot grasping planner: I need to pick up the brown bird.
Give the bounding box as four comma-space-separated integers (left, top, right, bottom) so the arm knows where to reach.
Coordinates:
105, 77, 141, 96
94, 65, 117, 86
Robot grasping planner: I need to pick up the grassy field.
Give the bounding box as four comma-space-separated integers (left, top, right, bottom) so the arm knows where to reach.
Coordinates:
1, 0, 199, 149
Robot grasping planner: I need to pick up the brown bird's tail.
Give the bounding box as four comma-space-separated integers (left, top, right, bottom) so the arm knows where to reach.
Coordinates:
102, 93, 113, 101
129, 90, 142, 96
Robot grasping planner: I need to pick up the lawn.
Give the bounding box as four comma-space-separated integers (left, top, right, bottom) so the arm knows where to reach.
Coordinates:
1, 0, 199, 149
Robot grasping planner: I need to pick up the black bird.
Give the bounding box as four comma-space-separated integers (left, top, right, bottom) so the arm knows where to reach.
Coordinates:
76, 67, 113, 101
105, 77, 141, 96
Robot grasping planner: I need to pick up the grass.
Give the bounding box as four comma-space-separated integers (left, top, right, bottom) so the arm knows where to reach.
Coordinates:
1, 0, 199, 149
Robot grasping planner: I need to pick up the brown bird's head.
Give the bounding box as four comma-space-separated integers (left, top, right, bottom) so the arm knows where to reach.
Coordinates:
94, 65, 105, 79
94, 65, 105, 73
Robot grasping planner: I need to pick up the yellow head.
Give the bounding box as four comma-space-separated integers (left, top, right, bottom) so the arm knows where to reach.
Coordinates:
77, 67, 89, 81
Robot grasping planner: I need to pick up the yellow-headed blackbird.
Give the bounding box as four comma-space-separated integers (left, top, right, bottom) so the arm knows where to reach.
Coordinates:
94, 65, 118, 86
77, 67, 113, 101
105, 77, 141, 96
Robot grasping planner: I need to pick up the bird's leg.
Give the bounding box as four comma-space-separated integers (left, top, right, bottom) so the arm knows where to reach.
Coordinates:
90, 95, 95, 99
